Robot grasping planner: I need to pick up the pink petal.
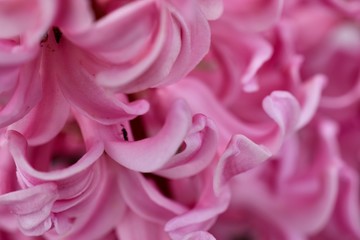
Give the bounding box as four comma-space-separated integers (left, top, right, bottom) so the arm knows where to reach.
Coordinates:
155, 114, 218, 179
7, 130, 103, 197
196, 0, 224, 20
0, 183, 58, 236
9, 68, 70, 146
165, 178, 231, 240
223, 0, 284, 32
47, 37, 149, 124
118, 168, 187, 224
106, 100, 192, 172
116, 209, 169, 240
96, 1, 211, 92
0, 58, 42, 128
0, 0, 58, 46
262, 90, 301, 153
214, 134, 271, 193
182, 231, 216, 240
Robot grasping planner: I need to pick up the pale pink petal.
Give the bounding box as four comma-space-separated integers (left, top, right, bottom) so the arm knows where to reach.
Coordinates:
55, 0, 94, 33
196, 0, 223, 20
0, 58, 42, 129
325, 0, 360, 18
197, 23, 273, 104
0, 41, 38, 66
63, 0, 159, 62
106, 100, 192, 172
0, 183, 58, 236
214, 134, 271, 193
223, 0, 284, 31
48, 158, 127, 240
47, 37, 149, 124
262, 91, 301, 153
155, 114, 218, 179
0, 0, 58, 46
182, 231, 216, 240
165, 178, 231, 240
9, 69, 70, 146
118, 168, 187, 224
7, 130, 103, 195
94, 1, 211, 92
116, 209, 169, 240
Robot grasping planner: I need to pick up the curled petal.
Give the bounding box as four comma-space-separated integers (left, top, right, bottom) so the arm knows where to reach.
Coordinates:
182, 231, 216, 240
165, 180, 231, 240
325, 0, 360, 19
106, 100, 192, 172
0, 0, 58, 46
7, 130, 103, 199
118, 168, 186, 224
262, 91, 301, 153
0, 183, 58, 236
116, 209, 169, 240
296, 74, 326, 129
48, 39, 149, 124
196, 0, 223, 20
9, 70, 70, 146
155, 114, 218, 179
0, 59, 42, 129
95, 1, 211, 92
223, 0, 284, 32
214, 135, 271, 193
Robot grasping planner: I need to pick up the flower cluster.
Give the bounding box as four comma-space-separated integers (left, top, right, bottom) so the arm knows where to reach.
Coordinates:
0, 0, 360, 239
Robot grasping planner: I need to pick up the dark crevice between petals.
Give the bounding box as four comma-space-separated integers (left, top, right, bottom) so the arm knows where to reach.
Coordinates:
90, 0, 107, 20
143, 173, 173, 199
128, 93, 148, 141
52, 27, 62, 44
90, 0, 136, 20
231, 232, 255, 240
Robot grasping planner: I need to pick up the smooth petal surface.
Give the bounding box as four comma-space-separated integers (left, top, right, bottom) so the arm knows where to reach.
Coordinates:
182, 231, 216, 240
9, 66, 70, 145
106, 100, 192, 172
214, 134, 271, 193
155, 114, 218, 179
0, 183, 58, 236
118, 168, 187, 224
0, 58, 42, 129
47, 36, 149, 124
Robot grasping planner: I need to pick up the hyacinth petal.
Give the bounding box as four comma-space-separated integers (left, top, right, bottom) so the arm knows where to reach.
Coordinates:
223, 0, 284, 31
296, 75, 326, 129
55, 0, 94, 33
165, 184, 231, 240
97, 1, 211, 92
0, 58, 42, 129
182, 231, 216, 240
208, 23, 273, 102
116, 210, 169, 240
196, 0, 224, 20
9, 70, 70, 146
94, 2, 169, 90
0, 0, 58, 46
214, 134, 271, 193
7, 130, 103, 184
155, 114, 218, 179
63, 0, 158, 55
262, 91, 301, 153
49, 39, 149, 124
0, 183, 58, 236
0, 42, 39, 67
118, 168, 186, 224
162, 79, 267, 148
56, 159, 127, 240
106, 100, 192, 172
